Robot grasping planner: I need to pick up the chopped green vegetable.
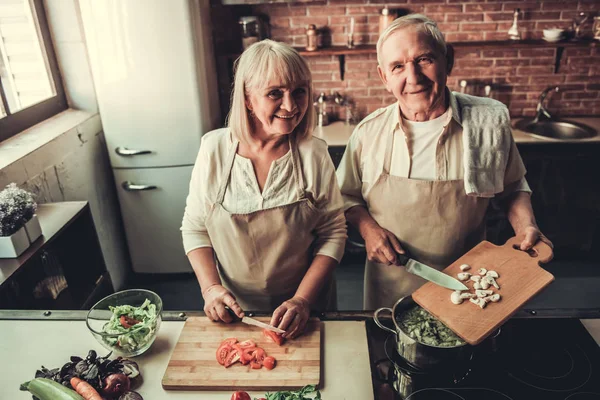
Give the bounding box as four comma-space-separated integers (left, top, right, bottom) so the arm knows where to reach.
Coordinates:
397, 305, 464, 348
261, 384, 321, 400
102, 299, 158, 353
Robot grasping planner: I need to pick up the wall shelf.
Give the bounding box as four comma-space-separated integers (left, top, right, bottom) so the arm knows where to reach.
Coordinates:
293, 38, 598, 80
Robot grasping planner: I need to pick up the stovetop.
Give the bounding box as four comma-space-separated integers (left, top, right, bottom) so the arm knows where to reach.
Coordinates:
366, 318, 600, 400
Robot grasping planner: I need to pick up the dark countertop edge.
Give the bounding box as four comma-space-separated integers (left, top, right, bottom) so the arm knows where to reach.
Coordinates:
2, 309, 599, 321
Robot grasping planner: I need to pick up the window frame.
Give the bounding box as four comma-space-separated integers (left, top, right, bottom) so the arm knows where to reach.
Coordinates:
0, 0, 67, 142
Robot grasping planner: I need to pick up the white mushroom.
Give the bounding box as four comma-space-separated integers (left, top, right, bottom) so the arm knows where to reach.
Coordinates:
457, 272, 471, 281
486, 270, 499, 279
460, 264, 471, 271
451, 291, 463, 305
470, 298, 487, 309
473, 282, 483, 290
480, 279, 490, 290
485, 275, 500, 289
470, 275, 481, 282
460, 292, 476, 299
487, 293, 501, 302
476, 289, 494, 298
478, 268, 488, 276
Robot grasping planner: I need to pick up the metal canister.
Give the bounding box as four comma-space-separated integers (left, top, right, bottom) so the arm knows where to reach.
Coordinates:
239, 16, 259, 50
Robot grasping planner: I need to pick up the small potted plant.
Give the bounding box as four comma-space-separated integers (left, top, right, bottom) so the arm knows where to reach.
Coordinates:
0, 183, 41, 258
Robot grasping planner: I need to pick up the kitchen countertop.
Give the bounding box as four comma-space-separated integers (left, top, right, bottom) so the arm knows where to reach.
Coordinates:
314, 117, 600, 147
0, 313, 373, 400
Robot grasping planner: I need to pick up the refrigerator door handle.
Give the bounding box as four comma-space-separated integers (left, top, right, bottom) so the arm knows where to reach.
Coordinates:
115, 147, 152, 156
122, 181, 158, 191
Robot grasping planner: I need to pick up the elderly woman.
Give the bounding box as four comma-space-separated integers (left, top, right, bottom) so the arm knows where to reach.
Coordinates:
181, 40, 347, 338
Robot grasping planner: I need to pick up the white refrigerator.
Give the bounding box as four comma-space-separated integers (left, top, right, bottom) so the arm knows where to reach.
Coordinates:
80, 0, 220, 273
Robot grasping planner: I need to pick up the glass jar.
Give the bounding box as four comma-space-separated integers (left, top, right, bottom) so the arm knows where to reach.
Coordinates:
239, 16, 259, 50
593, 16, 600, 41
306, 24, 318, 51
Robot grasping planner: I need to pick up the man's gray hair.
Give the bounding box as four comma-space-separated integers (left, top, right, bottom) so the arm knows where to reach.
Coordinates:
377, 14, 447, 66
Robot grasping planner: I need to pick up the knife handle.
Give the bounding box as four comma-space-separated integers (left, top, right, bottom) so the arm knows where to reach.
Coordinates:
396, 252, 410, 266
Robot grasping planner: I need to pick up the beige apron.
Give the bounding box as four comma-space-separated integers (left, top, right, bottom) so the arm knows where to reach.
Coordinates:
204, 137, 335, 311
363, 129, 490, 309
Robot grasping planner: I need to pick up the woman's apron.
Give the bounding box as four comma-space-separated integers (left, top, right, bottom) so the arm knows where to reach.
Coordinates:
204, 138, 335, 311
363, 129, 490, 309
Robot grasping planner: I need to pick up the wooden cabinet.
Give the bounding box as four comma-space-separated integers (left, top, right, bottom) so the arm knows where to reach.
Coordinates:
0, 202, 114, 310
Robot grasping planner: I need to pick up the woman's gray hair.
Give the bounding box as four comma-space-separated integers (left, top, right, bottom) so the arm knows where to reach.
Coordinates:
227, 39, 314, 144
377, 14, 447, 66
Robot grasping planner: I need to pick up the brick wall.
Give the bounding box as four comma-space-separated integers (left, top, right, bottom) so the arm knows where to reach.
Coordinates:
211, 0, 600, 121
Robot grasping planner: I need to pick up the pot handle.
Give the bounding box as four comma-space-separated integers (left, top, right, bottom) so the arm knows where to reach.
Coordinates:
373, 307, 396, 334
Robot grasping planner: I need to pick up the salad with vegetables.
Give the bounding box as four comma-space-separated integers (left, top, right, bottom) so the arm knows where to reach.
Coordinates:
102, 299, 158, 353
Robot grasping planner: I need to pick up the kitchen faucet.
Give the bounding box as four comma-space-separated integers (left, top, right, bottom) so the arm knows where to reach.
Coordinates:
533, 86, 560, 123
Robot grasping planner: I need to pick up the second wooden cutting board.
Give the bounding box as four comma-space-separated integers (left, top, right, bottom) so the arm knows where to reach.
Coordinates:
412, 236, 554, 346
162, 316, 321, 391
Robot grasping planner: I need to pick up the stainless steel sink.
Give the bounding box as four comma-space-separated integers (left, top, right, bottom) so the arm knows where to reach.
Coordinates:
515, 119, 597, 140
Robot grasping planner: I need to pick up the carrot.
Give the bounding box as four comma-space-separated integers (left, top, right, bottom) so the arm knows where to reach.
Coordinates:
70, 377, 103, 400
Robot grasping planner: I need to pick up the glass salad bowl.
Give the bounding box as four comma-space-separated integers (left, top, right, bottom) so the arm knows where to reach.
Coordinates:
86, 289, 163, 357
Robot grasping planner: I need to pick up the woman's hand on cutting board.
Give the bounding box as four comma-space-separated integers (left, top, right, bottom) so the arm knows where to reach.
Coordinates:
270, 296, 310, 339
202, 284, 244, 323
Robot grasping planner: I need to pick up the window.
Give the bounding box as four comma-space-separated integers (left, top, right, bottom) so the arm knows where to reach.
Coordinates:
0, 0, 66, 141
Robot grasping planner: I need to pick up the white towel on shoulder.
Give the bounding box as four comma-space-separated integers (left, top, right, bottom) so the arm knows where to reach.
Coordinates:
454, 93, 512, 198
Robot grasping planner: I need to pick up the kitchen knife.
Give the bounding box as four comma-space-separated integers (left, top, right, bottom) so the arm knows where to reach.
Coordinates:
396, 253, 468, 291
241, 316, 286, 334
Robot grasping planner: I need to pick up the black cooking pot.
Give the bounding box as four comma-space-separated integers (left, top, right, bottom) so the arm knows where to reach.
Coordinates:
374, 296, 474, 370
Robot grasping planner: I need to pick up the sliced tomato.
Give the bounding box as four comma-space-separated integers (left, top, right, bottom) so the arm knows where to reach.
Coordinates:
119, 315, 141, 329
262, 356, 276, 370
252, 348, 266, 363
241, 347, 256, 364
216, 343, 232, 365
224, 349, 241, 368
250, 360, 262, 369
238, 339, 256, 348
263, 329, 285, 346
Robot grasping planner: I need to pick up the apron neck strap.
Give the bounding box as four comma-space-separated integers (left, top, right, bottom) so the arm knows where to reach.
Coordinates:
382, 128, 395, 174
216, 138, 239, 205
289, 136, 306, 200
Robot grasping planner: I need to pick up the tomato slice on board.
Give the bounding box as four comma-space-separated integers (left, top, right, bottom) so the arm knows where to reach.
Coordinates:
262, 356, 276, 370
241, 347, 256, 364
250, 360, 262, 369
222, 338, 238, 345
263, 329, 285, 346
216, 343, 232, 365
224, 349, 241, 368
252, 348, 266, 363
119, 315, 141, 329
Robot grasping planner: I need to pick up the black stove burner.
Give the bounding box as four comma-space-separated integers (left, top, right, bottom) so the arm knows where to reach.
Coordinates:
366, 318, 600, 400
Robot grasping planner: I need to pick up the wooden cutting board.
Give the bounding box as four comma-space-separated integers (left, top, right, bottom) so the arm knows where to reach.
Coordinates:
162, 316, 321, 391
412, 236, 554, 346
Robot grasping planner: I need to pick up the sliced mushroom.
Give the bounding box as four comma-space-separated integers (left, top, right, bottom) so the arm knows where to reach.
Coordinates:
480, 279, 490, 290
485, 275, 500, 289
487, 293, 501, 302
470, 297, 487, 309
459, 264, 471, 272
451, 291, 463, 305
460, 292, 476, 299
470, 275, 481, 282
486, 270, 499, 278
478, 268, 487, 276
457, 272, 471, 281
473, 282, 483, 290
476, 289, 494, 298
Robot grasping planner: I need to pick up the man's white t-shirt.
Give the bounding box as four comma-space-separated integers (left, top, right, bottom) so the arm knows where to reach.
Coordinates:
390, 107, 451, 180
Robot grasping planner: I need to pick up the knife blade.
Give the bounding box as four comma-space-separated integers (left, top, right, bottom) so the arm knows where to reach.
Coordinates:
241, 316, 286, 334
397, 253, 468, 291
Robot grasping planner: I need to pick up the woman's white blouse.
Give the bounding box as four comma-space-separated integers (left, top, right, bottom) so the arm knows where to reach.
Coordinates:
181, 128, 347, 263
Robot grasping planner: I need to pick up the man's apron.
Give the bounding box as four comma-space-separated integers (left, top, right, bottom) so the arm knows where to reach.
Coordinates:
205, 138, 335, 311
363, 129, 490, 309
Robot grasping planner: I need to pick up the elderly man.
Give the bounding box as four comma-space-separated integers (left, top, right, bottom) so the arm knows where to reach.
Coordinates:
336, 14, 552, 309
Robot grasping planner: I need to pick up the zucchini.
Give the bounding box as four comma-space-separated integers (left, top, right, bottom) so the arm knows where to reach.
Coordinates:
20, 378, 84, 400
